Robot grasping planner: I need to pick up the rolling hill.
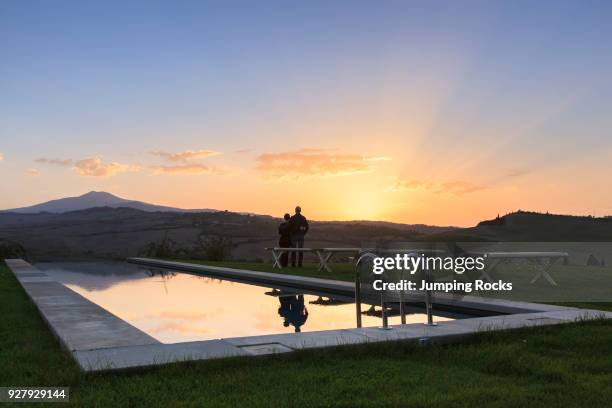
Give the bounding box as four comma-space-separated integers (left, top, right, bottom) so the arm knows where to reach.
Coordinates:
2, 192, 610, 261
424, 211, 612, 242
0, 206, 455, 260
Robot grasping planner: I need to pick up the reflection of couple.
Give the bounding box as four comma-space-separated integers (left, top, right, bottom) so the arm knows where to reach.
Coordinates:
278, 206, 310, 268
278, 294, 309, 332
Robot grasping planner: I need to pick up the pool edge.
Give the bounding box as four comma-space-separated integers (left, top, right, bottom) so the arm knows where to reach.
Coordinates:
5, 258, 612, 372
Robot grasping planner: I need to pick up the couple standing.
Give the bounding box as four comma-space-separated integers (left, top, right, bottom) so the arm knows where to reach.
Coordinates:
278, 206, 309, 267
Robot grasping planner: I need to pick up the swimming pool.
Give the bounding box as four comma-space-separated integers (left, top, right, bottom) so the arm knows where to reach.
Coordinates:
37, 262, 452, 343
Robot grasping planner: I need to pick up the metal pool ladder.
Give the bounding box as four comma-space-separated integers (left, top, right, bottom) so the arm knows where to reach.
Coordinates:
355, 250, 436, 329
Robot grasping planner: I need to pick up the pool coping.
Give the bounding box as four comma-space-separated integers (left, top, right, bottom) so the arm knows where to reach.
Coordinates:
5, 258, 612, 372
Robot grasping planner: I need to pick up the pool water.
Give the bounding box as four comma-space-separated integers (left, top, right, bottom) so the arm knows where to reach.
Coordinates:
37, 262, 451, 343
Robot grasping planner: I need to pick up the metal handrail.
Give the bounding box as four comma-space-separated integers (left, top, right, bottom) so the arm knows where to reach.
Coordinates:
355, 251, 395, 330
354, 252, 378, 329
355, 250, 437, 328
424, 265, 436, 326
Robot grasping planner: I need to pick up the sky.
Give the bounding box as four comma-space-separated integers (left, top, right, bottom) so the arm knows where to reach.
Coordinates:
1, 0, 611, 226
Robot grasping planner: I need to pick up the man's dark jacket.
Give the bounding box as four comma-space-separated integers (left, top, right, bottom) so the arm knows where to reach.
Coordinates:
289, 214, 309, 237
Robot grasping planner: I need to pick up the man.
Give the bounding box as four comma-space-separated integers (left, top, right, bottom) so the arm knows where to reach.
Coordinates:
277, 294, 292, 328
277, 294, 308, 333
277, 213, 292, 267
290, 206, 309, 267
287, 294, 308, 333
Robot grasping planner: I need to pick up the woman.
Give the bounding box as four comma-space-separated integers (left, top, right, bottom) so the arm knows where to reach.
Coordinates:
278, 213, 292, 267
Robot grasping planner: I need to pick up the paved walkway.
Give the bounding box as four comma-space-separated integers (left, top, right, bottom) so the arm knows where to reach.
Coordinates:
5, 259, 612, 372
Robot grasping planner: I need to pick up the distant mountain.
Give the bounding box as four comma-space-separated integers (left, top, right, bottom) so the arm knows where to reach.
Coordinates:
2, 191, 214, 214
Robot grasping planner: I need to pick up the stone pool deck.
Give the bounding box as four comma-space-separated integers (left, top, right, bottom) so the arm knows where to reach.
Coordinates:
5, 258, 612, 372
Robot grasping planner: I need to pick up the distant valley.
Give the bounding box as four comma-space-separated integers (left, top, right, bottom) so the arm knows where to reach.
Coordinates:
1, 192, 611, 261
0, 192, 455, 260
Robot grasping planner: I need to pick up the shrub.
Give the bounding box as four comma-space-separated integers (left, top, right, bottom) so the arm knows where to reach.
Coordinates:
0, 239, 27, 260
196, 234, 232, 261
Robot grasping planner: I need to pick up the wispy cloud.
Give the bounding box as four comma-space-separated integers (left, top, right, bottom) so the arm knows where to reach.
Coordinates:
505, 168, 531, 178
385, 178, 486, 196
35, 158, 73, 167
73, 157, 140, 177
36, 153, 227, 177
437, 181, 486, 195
24, 168, 40, 177
256, 148, 390, 180
384, 179, 434, 192
363, 156, 392, 162
150, 164, 229, 176
36, 156, 139, 177
150, 149, 221, 162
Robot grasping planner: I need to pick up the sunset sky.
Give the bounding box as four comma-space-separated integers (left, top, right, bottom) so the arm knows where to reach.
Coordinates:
1, 1, 611, 226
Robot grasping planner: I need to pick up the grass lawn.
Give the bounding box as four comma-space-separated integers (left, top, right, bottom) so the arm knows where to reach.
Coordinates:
183, 260, 612, 304
177, 259, 356, 281
2, 262, 612, 407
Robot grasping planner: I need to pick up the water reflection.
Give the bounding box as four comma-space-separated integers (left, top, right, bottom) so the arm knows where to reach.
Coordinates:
144, 268, 177, 279
278, 294, 309, 332
144, 268, 177, 294
37, 262, 449, 343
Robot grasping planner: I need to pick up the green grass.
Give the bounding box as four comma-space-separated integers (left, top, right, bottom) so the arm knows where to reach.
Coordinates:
175, 259, 612, 306
176, 259, 356, 281
450, 263, 612, 303
2, 262, 612, 407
